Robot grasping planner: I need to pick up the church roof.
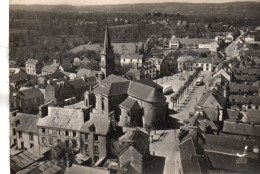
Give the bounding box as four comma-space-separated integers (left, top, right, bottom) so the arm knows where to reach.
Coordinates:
104, 24, 112, 50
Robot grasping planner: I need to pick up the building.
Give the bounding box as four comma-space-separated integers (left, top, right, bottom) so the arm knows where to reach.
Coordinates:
10, 113, 40, 150
37, 106, 92, 150
100, 25, 116, 78
178, 38, 216, 49
244, 34, 255, 43
9, 71, 28, 88
177, 56, 213, 72
25, 59, 43, 75
142, 62, 157, 79
79, 113, 112, 163
125, 68, 144, 81
169, 35, 180, 49
120, 54, 143, 69
92, 74, 168, 129
41, 65, 59, 76
229, 95, 260, 111
118, 129, 150, 174
11, 87, 44, 114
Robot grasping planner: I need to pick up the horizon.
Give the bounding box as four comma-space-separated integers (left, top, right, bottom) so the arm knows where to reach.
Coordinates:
9, 0, 260, 6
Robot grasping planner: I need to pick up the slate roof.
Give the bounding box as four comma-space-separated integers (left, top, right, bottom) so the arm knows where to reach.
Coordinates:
228, 83, 258, 93
119, 97, 141, 111
11, 113, 39, 133
126, 68, 142, 76
229, 95, 260, 105
64, 164, 110, 174
85, 76, 97, 84
26, 59, 38, 65
225, 109, 240, 122
179, 138, 203, 174
121, 54, 143, 60
203, 107, 219, 121
19, 87, 44, 100
95, 81, 130, 97
119, 129, 149, 156
9, 71, 28, 83
42, 65, 58, 74
243, 109, 260, 124
222, 121, 260, 137
17, 161, 62, 174
128, 81, 166, 103
70, 79, 88, 89
37, 107, 85, 131
197, 90, 226, 109
10, 145, 51, 173
79, 114, 110, 135
101, 74, 129, 86
136, 79, 163, 90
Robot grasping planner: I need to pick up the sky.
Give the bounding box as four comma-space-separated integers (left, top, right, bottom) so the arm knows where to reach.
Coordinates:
9, 0, 260, 6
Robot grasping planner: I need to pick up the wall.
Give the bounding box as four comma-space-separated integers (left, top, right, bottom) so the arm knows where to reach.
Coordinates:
17, 132, 38, 150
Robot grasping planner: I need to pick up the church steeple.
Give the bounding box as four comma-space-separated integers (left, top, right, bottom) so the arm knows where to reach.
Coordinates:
104, 24, 112, 50
100, 24, 116, 78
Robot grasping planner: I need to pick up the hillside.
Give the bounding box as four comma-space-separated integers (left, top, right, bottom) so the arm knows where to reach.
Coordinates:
10, 1, 260, 19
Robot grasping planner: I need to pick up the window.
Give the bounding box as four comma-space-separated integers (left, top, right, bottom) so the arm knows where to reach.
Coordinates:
29, 133, 33, 141
30, 143, 34, 148
49, 138, 53, 145
256, 106, 259, 109
102, 98, 105, 111
73, 131, 76, 137
42, 128, 45, 134
21, 142, 24, 150
57, 139, 61, 143
57, 130, 61, 136
85, 134, 88, 141
42, 137, 46, 144
85, 144, 89, 152
94, 145, 99, 153
94, 156, 99, 162
206, 64, 209, 67
13, 129, 16, 136
18, 131, 22, 139
65, 131, 69, 136
94, 135, 98, 141
248, 105, 252, 109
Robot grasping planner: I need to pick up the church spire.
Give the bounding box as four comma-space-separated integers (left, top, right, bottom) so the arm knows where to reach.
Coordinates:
104, 24, 112, 50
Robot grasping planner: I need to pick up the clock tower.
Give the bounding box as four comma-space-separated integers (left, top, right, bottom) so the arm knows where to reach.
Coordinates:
100, 24, 116, 78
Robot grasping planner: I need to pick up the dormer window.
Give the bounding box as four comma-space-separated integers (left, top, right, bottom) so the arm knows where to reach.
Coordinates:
89, 125, 95, 132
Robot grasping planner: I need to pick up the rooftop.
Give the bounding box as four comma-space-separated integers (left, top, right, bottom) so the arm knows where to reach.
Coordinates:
19, 87, 44, 100
11, 113, 39, 133
26, 59, 39, 65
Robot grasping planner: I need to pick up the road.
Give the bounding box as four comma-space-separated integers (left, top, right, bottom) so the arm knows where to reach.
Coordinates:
225, 31, 246, 58
150, 71, 212, 174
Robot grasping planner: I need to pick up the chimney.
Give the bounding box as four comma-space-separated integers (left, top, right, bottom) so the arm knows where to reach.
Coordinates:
253, 146, 259, 154
98, 72, 103, 86
224, 83, 228, 98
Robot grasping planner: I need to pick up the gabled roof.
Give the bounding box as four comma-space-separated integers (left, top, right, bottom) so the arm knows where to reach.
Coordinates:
76, 68, 96, 77
26, 59, 38, 65
128, 81, 166, 103
9, 71, 28, 83
222, 121, 260, 137
228, 83, 258, 93
95, 81, 130, 97
179, 38, 215, 45
197, 90, 226, 109
42, 65, 58, 74
229, 95, 260, 105
119, 129, 149, 156
79, 114, 110, 135
11, 113, 39, 133
101, 74, 129, 86
203, 107, 219, 121
136, 79, 163, 90
243, 109, 260, 124
119, 97, 141, 111
69, 79, 88, 89
37, 107, 85, 131
179, 138, 202, 174
19, 87, 43, 100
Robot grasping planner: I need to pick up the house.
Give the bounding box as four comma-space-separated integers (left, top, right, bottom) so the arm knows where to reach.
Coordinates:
177, 56, 213, 72
142, 62, 157, 79
227, 83, 259, 96
229, 95, 260, 111
244, 34, 255, 43
178, 38, 216, 49
41, 65, 59, 76
45, 78, 89, 106
168, 35, 180, 49
79, 113, 111, 163
16, 161, 62, 174
118, 129, 150, 174
125, 68, 143, 81
25, 59, 43, 75
16, 87, 44, 113
147, 57, 175, 77
120, 54, 143, 69
76, 68, 99, 80
93, 74, 168, 129
10, 113, 40, 150
243, 109, 260, 125
10, 145, 51, 174
37, 106, 92, 150
9, 71, 28, 88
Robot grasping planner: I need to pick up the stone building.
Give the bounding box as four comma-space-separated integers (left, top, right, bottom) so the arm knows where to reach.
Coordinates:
25, 59, 43, 75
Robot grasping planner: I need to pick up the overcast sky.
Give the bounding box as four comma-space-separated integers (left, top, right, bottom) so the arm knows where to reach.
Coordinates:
9, 0, 260, 5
